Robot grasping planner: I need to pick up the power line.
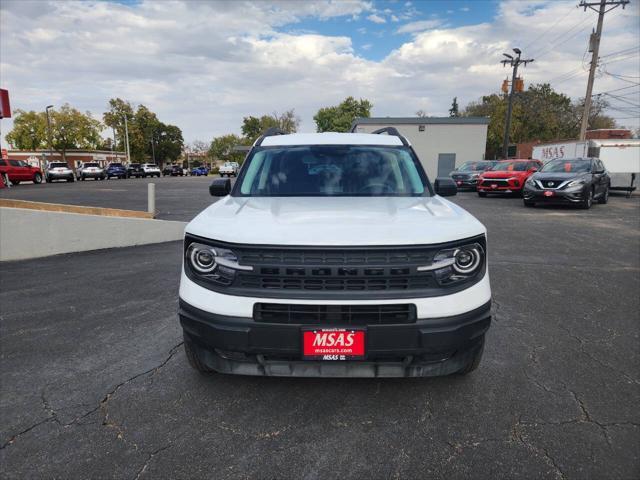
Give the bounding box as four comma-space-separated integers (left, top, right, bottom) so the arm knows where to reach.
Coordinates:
578, 0, 631, 140
599, 45, 640, 58
532, 16, 594, 60
521, 2, 577, 52
593, 84, 640, 94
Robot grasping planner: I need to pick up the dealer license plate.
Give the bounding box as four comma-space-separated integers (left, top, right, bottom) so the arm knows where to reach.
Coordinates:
302, 328, 365, 360
544, 190, 554, 197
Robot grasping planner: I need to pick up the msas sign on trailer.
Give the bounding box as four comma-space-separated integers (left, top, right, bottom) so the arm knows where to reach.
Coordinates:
532, 141, 588, 162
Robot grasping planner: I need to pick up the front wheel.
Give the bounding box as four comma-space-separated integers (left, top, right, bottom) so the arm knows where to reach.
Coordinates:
477, 191, 487, 197
11, 180, 20, 186
457, 336, 485, 375
183, 333, 216, 374
46, 176, 52, 183
33, 172, 42, 184
581, 188, 594, 209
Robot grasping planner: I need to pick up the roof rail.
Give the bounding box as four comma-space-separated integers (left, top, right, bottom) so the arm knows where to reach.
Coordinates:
254, 127, 287, 146
370, 127, 409, 146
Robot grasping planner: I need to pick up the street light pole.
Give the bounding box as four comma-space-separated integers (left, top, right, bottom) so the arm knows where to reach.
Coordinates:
150, 136, 156, 164
500, 48, 533, 159
123, 115, 131, 164
45, 105, 54, 169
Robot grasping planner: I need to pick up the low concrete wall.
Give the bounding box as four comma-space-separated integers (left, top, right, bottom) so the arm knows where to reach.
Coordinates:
0, 207, 186, 261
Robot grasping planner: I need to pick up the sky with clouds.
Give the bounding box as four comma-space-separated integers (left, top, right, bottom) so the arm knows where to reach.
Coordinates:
1, 0, 638, 145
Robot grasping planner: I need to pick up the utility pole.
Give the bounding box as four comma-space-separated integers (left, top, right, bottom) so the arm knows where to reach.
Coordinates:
578, 0, 630, 140
501, 48, 534, 159
45, 105, 54, 169
123, 115, 131, 164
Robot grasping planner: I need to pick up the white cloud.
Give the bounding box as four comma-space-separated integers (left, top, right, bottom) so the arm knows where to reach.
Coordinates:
362, 43, 373, 51
367, 14, 386, 24
391, 15, 399, 22
1, 0, 638, 146
460, 7, 470, 12
396, 19, 443, 34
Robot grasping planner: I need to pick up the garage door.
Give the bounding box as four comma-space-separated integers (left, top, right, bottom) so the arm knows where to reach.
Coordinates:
437, 153, 456, 177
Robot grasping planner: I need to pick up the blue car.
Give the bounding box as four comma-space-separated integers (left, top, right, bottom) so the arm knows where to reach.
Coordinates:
106, 163, 127, 179
191, 166, 209, 176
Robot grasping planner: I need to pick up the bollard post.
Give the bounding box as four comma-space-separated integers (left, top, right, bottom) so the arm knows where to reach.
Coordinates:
148, 182, 155, 217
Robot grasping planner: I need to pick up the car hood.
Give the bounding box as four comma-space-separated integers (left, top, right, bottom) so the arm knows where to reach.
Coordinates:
481, 170, 528, 178
533, 172, 586, 181
186, 196, 486, 246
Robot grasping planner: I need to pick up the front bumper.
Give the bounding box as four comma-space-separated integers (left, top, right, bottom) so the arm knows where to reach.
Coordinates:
81, 171, 104, 178
477, 183, 522, 194
179, 298, 491, 377
48, 172, 74, 180
523, 186, 585, 203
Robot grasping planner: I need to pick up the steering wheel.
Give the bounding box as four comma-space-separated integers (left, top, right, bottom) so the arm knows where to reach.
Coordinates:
358, 183, 393, 194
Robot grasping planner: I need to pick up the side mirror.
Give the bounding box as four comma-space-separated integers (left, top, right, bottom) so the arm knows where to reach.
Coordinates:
530, 167, 538, 172
434, 177, 458, 197
209, 178, 231, 196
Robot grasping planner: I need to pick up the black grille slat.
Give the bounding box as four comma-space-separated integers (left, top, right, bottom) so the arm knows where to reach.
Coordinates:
254, 303, 416, 325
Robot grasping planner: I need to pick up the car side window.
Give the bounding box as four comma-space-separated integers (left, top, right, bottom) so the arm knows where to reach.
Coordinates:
9, 160, 21, 167
0, 160, 6, 166
597, 160, 605, 172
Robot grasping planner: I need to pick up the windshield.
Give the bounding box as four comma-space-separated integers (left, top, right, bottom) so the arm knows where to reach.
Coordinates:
458, 161, 495, 172
490, 161, 529, 172
84, 163, 99, 168
541, 158, 592, 173
49, 163, 67, 168
144, 164, 157, 167
235, 145, 428, 197
109, 163, 123, 167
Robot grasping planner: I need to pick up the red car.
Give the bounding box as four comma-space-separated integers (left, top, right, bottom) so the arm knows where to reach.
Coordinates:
0, 159, 43, 185
477, 159, 542, 197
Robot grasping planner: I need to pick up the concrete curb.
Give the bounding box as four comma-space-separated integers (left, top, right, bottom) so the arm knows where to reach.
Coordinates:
0, 207, 186, 261
0, 198, 154, 219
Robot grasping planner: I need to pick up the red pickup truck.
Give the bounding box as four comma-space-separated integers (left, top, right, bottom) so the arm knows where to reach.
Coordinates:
0, 159, 43, 185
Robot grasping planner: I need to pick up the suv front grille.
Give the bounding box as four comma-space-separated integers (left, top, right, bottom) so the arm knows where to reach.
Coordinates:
254, 303, 416, 325
480, 179, 509, 186
185, 235, 486, 300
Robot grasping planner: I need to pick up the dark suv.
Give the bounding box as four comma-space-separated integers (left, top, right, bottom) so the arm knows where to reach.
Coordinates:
523, 157, 610, 209
127, 163, 145, 178
163, 164, 184, 176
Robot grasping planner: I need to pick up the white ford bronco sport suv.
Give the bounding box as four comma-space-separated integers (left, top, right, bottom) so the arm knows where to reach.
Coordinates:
179, 128, 491, 377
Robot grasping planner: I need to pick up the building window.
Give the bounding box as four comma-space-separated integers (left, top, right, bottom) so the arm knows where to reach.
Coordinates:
418, 125, 425, 132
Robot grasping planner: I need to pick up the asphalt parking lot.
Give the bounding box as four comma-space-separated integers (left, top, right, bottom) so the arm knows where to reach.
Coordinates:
0, 176, 217, 221
1, 185, 639, 479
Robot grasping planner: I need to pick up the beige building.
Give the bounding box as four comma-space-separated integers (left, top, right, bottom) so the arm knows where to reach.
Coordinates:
8, 149, 126, 169
351, 117, 489, 179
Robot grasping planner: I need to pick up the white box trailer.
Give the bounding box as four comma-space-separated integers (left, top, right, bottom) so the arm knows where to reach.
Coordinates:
589, 139, 639, 193
532, 139, 639, 193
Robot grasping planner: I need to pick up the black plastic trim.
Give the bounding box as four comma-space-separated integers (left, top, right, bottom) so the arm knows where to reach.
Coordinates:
183, 234, 487, 300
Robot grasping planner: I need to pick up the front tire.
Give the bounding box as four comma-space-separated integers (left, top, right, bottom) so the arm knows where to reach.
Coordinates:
183, 333, 216, 374
33, 172, 43, 184
457, 335, 485, 375
477, 191, 487, 197
582, 187, 594, 209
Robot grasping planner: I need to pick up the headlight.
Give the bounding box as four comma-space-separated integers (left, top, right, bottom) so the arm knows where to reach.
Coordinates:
567, 179, 586, 188
186, 242, 243, 285
470, 173, 480, 179
429, 242, 485, 285
526, 177, 536, 187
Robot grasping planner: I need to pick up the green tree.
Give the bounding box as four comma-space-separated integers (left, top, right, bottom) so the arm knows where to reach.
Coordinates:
241, 109, 300, 144
47, 104, 103, 160
209, 134, 245, 164
449, 97, 460, 117
313, 96, 373, 132
103, 98, 135, 152
152, 123, 184, 165
5, 110, 49, 150
463, 83, 617, 158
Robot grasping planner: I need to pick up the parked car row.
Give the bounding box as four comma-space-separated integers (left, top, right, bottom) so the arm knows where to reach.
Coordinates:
450, 157, 611, 209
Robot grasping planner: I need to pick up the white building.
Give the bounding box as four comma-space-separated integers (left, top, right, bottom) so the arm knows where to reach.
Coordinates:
351, 117, 489, 179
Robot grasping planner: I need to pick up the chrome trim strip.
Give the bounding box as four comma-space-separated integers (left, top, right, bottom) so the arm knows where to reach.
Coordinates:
417, 258, 455, 272
216, 257, 254, 271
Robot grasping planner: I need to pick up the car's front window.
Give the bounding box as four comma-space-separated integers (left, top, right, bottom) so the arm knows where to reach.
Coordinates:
50, 163, 67, 168
235, 145, 428, 197
541, 159, 592, 173
490, 162, 528, 172
458, 162, 478, 172
84, 163, 99, 167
